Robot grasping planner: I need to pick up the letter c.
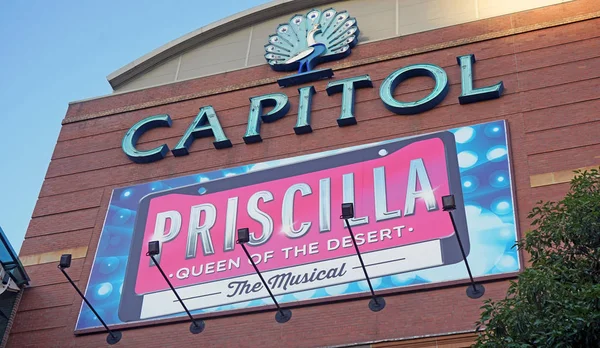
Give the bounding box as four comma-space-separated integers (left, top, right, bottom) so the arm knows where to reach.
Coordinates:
122, 114, 172, 163
316, 270, 327, 281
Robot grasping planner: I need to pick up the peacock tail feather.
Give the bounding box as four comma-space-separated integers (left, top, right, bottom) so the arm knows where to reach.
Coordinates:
264, 8, 360, 72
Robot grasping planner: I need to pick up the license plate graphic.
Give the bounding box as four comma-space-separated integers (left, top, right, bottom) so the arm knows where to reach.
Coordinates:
119, 131, 468, 321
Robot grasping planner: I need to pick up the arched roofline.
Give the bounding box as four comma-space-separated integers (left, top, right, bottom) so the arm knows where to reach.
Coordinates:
107, 0, 340, 89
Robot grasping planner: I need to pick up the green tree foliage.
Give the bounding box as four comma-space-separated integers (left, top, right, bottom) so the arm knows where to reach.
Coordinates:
474, 168, 600, 348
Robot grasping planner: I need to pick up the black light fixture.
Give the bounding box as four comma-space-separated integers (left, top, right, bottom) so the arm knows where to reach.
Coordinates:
341, 202, 355, 220
58, 254, 122, 345
442, 194, 485, 299
146, 241, 205, 334
237, 227, 250, 244
340, 203, 386, 312
441, 195, 456, 211
237, 228, 292, 323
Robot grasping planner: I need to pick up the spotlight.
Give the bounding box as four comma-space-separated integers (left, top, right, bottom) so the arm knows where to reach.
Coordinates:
237, 228, 250, 244
59, 254, 72, 269
147, 240, 160, 256
340, 202, 355, 219
442, 195, 456, 211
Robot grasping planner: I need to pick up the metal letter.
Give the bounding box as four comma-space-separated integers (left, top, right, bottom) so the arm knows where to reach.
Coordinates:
342, 173, 369, 227
404, 158, 438, 216
326, 75, 373, 126
150, 210, 182, 265
319, 178, 331, 232
172, 106, 232, 156
457, 54, 504, 104
223, 197, 239, 252
380, 64, 449, 115
282, 183, 312, 238
295, 86, 316, 134
247, 191, 274, 246
122, 114, 171, 163
244, 93, 291, 144
373, 167, 401, 221
186, 204, 217, 258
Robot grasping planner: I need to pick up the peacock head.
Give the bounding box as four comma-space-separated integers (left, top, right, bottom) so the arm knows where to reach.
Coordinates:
309, 23, 322, 35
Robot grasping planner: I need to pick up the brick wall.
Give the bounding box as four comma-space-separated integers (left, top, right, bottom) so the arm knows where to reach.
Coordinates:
9, 0, 600, 346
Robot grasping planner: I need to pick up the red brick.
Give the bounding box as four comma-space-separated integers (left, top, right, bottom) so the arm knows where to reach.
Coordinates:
524, 120, 600, 155
518, 55, 600, 92
528, 144, 600, 175
523, 98, 600, 133
520, 76, 600, 111
32, 189, 104, 217
20, 229, 93, 256
516, 35, 600, 72
11, 306, 72, 333
19, 283, 77, 312
26, 209, 99, 237
23, 258, 85, 288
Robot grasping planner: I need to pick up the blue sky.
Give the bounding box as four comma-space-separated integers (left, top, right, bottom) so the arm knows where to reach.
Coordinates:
0, 0, 270, 253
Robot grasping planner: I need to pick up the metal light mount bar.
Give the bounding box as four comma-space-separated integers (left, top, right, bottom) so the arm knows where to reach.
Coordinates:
237, 228, 292, 324
340, 203, 386, 312
441, 194, 485, 299
147, 241, 205, 334
58, 254, 122, 345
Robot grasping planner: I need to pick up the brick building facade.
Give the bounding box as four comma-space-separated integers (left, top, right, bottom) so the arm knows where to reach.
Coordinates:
8, 0, 600, 347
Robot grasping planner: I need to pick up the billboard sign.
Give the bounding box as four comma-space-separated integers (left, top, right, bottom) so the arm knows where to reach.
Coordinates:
77, 120, 520, 330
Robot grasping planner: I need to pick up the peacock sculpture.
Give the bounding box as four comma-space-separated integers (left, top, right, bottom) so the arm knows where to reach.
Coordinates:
264, 8, 360, 79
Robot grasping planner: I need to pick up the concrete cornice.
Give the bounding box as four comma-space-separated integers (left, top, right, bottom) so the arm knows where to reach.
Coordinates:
107, 0, 342, 89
